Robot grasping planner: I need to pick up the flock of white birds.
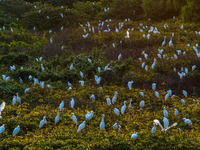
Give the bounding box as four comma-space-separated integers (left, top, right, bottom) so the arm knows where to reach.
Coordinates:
0, 3, 199, 141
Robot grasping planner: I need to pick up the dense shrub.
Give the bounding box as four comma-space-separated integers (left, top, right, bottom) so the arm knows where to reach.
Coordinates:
21, 5, 82, 30
0, 0, 33, 25
181, 0, 200, 22
142, 0, 184, 21
110, 0, 143, 20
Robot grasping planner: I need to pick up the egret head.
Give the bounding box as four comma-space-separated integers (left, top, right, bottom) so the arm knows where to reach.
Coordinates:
153, 119, 160, 125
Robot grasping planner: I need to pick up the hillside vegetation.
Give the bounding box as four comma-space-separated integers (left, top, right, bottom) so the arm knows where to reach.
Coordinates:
0, 0, 200, 149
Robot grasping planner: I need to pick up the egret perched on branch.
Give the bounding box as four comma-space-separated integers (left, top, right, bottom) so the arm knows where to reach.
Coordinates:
39, 116, 46, 129
182, 90, 187, 97
13, 125, 20, 137
164, 107, 168, 118
90, 94, 95, 102
80, 71, 84, 78
106, 96, 111, 106
181, 99, 185, 105
71, 113, 78, 125
70, 98, 75, 108
0, 124, 5, 134
112, 95, 117, 104
55, 111, 60, 125
59, 101, 64, 111
86, 111, 94, 121
77, 121, 86, 132
152, 83, 156, 91
100, 114, 105, 130
129, 99, 133, 109
125, 30, 130, 38
121, 101, 126, 114
140, 101, 145, 110
174, 109, 179, 117
131, 132, 138, 139
16, 93, 21, 104
152, 123, 156, 134
113, 123, 118, 130
155, 91, 159, 98
118, 53, 121, 60
128, 81, 133, 90
165, 93, 170, 101
114, 108, 120, 116
139, 92, 144, 97
183, 118, 192, 126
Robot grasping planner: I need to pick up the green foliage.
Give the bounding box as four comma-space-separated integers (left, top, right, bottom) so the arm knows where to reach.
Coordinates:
142, 0, 186, 21
0, 80, 24, 98
181, 1, 200, 22
0, 0, 33, 25
21, 5, 82, 30
110, 0, 143, 20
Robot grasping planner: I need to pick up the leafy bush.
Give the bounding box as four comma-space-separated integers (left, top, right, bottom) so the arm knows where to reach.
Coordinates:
21, 5, 82, 30
110, 0, 143, 20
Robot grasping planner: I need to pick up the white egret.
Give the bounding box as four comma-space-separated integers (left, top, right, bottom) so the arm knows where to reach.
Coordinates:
152, 83, 156, 91
164, 107, 168, 118
155, 91, 159, 98
182, 90, 187, 97
13, 125, 20, 137
39, 116, 46, 129
181, 99, 185, 105
0, 102, 5, 113
71, 113, 78, 125
183, 118, 192, 125
163, 117, 169, 129
113, 123, 118, 130
70, 64, 73, 70
16, 93, 21, 104
41, 64, 45, 71
165, 93, 170, 101
55, 111, 60, 125
118, 53, 121, 60
100, 114, 105, 130
86, 111, 94, 121
121, 101, 126, 114
131, 132, 138, 139
77, 121, 86, 132
154, 119, 177, 132
11, 96, 16, 106
139, 92, 144, 97
80, 71, 84, 78
0, 124, 5, 134
24, 88, 30, 93
106, 96, 111, 106
59, 101, 64, 111
152, 123, 156, 134
79, 80, 84, 87
70, 98, 75, 108
68, 82, 72, 87
114, 108, 120, 116
192, 65, 196, 71
169, 38, 173, 46
140, 101, 145, 109
128, 81, 133, 90
174, 109, 179, 117
129, 99, 133, 109
88, 58, 92, 63
125, 30, 130, 38
111, 95, 116, 104
118, 125, 121, 134
90, 94, 95, 102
